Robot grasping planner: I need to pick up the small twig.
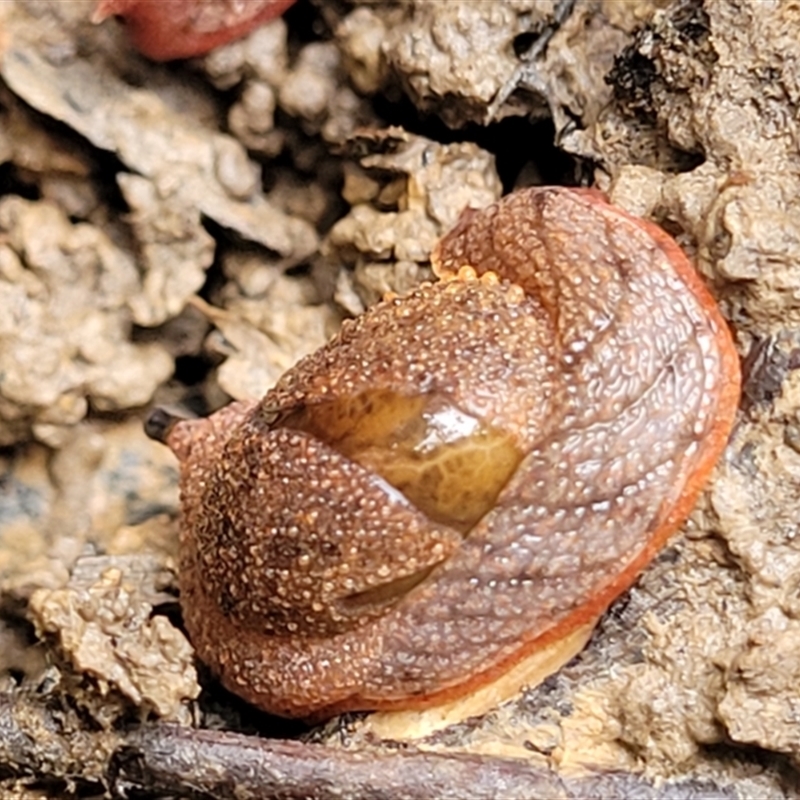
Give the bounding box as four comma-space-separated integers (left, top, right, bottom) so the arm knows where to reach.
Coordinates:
111, 725, 566, 800
486, 0, 577, 123
0, 694, 747, 800
111, 724, 741, 800
521, 0, 578, 63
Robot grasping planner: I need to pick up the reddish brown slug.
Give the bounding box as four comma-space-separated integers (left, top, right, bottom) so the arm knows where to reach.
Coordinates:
93, 0, 297, 61
148, 186, 740, 720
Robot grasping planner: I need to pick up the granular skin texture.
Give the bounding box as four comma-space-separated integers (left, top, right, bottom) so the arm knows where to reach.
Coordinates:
93, 0, 297, 61
166, 187, 740, 719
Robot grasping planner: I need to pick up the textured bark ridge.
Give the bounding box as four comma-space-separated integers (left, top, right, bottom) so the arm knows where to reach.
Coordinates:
164, 187, 740, 719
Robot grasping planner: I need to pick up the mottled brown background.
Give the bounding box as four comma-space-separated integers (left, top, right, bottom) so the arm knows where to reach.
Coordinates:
0, 0, 799, 797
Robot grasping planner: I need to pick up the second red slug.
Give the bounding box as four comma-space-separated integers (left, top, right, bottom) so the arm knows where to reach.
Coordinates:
93, 0, 297, 61
150, 187, 741, 719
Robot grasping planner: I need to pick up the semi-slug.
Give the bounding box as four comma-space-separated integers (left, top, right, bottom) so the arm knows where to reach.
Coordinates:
148, 186, 740, 720
93, 0, 297, 61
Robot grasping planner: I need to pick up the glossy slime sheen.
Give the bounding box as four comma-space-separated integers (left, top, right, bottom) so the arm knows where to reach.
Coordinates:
157, 187, 741, 719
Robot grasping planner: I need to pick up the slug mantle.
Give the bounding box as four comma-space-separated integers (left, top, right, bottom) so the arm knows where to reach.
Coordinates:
149, 186, 741, 720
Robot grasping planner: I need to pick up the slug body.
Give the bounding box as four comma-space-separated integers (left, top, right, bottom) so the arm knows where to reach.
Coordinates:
93, 0, 297, 61
161, 187, 740, 719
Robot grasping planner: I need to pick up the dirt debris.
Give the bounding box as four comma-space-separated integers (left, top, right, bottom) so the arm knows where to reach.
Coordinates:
29, 554, 198, 724
326, 128, 502, 312
0, 197, 173, 446
0, 0, 799, 797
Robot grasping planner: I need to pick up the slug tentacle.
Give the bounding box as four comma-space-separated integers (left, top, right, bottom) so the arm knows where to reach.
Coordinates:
157, 186, 740, 720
